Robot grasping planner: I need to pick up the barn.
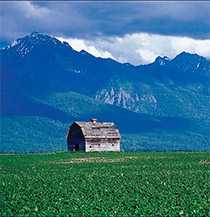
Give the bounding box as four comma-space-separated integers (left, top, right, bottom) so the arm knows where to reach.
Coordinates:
67, 119, 121, 152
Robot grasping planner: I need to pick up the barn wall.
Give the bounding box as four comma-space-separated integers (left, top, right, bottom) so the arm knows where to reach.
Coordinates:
85, 139, 120, 152
67, 124, 85, 151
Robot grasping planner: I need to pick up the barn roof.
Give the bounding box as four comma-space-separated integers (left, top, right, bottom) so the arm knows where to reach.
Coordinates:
74, 120, 120, 139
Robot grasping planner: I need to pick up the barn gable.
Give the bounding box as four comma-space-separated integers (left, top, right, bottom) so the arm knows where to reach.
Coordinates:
67, 119, 121, 152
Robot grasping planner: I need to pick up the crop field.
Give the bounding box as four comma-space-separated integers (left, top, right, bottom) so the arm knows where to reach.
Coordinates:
0, 152, 209, 217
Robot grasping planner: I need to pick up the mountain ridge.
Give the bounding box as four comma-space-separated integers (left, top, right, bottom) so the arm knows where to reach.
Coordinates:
2, 32, 209, 67
1, 32, 210, 152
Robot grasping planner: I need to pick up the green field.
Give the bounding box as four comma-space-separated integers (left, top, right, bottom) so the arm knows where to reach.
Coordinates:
0, 152, 209, 217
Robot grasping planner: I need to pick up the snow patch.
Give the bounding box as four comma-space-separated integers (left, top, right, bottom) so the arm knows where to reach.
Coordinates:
11, 40, 18, 47
73, 69, 81, 74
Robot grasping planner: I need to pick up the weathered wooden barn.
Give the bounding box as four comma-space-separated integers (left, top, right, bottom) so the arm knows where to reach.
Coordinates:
67, 119, 120, 152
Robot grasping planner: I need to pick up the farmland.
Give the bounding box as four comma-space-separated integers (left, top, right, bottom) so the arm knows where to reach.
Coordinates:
0, 152, 209, 217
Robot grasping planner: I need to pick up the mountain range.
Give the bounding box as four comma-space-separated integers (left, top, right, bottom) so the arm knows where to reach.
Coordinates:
1, 32, 210, 152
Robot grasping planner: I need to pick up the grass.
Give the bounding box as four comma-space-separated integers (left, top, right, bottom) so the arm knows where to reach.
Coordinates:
0, 152, 209, 217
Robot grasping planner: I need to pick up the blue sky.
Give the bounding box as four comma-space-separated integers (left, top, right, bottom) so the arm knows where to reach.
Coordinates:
1, 1, 210, 64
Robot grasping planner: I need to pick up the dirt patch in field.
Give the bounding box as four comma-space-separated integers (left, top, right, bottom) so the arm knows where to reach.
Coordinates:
0, 153, 15, 156
52, 156, 138, 164
199, 160, 210, 165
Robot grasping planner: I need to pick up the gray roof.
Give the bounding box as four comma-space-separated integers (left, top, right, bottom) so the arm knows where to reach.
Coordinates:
74, 121, 120, 139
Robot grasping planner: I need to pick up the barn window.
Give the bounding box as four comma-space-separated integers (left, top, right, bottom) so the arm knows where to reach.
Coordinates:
112, 144, 114, 146
89, 145, 92, 148
98, 144, 100, 147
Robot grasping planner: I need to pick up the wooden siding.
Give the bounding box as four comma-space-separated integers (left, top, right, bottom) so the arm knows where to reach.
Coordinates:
86, 139, 120, 152
67, 123, 85, 151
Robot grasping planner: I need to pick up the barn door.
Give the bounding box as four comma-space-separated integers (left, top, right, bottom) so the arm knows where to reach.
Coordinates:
75, 144, 79, 151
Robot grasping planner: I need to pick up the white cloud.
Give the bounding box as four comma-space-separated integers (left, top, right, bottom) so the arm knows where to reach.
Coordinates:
20, 2, 50, 18
57, 33, 210, 65
57, 37, 114, 59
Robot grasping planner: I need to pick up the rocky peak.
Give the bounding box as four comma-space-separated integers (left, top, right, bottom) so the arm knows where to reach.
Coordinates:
154, 56, 170, 66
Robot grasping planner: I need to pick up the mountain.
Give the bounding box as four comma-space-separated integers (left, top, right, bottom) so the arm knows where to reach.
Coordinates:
96, 52, 210, 119
1, 32, 210, 152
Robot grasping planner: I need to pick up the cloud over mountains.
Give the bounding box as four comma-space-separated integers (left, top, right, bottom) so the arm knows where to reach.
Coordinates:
58, 33, 210, 65
1, 1, 210, 64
